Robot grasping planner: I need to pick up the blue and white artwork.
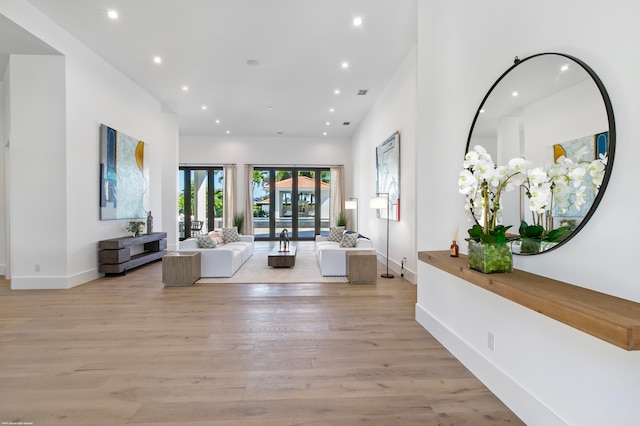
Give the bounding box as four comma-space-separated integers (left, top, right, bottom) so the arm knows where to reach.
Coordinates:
100, 124, 148, 220
375, 132, 400, 221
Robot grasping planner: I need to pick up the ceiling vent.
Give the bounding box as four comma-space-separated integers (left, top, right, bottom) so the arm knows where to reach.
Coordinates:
343, 122, 351, 126
357, 89, 368, 96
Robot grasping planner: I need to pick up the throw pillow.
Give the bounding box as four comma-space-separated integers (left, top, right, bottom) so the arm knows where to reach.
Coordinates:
222, 227, 241, 243
197, 234, 217, 248
340, 232, 358, 248
328, 226, 345, 242
209, 231, 225, 244
345, 229, 370, 240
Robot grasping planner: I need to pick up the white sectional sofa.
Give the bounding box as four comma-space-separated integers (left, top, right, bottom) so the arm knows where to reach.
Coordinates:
315, 234, 375, 276
178, 234, 254, 277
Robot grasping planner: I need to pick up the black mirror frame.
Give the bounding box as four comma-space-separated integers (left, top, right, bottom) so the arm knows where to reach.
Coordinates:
466, 52, 616, 255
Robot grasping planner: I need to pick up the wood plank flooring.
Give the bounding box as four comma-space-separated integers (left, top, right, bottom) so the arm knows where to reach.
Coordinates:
0, 243, 523, 425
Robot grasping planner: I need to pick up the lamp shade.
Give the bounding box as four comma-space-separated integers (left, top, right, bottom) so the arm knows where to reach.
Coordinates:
370, 195, 387, 209
345, 199, 358, 210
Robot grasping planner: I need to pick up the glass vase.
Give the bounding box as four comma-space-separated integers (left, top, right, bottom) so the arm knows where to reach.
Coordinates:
520, 238, 541, 255
467, 240, 513, 273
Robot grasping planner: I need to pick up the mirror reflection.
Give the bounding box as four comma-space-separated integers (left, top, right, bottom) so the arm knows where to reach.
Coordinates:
467, 53, 615, 255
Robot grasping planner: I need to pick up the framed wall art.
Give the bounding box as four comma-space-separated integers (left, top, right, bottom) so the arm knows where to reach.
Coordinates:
375, 131, 400, 221
99, 124, 148, 220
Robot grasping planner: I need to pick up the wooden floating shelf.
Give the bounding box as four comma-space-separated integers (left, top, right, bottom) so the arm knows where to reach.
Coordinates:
418, 250, 640, 351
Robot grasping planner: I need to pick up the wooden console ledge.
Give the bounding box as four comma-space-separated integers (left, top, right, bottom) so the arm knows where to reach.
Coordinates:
419, 251, 640, 351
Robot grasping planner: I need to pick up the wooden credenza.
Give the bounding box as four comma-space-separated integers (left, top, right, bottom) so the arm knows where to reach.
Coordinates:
99, 232, 167, 274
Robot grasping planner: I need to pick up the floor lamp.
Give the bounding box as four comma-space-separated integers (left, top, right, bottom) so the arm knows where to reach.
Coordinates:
345, 198, 358, 232
370, 193, 394, 279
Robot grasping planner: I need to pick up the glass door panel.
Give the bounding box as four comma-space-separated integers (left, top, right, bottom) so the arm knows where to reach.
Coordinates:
212, 169, 224, 231
252, 169, 270, 240
178, 169, 186, 239
320, 170, 331, 236
296, 170, 316, 239
190, 170, 208, 236
276, 169, 293, 238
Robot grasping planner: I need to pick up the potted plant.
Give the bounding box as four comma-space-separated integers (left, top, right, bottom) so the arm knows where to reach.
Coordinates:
337, 211, 348, 228
127, 221, 145, 237
233, 212, 245, 234
517, 154, 605, 253
459, 145, 526, 273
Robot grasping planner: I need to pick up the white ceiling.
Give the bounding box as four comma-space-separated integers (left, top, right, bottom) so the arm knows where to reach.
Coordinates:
17, 0, 417, 138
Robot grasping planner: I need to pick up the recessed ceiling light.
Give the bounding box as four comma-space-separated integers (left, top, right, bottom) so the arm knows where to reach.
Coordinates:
561, 64, 569, 71
512, 91, 519, 97
334, 89, 341, 95
107, 10, 118, 20
153, 56, 162, 64
247, 59, 260, 66
201, 105, 207, 110
323, 132, 328, 136
329, 108, 335, 113
480, 108, 485, 113
226, 130, 231, 134
215, 119, 220, 124
341, 61, 349, 69
181, 85, 189, 92
326, 122, 331, 126
353, 17, 363, 27
267, 106, 273, 110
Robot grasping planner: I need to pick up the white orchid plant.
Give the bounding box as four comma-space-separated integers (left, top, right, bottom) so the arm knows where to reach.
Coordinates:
519, 152, 607, 242
459, 145, 527, 244
459, 144, 608, 245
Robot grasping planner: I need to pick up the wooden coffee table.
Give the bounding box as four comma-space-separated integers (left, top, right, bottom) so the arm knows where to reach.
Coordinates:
268, 246, 297, 268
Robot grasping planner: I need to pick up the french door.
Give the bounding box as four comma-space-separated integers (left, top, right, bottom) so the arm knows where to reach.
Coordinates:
178, 167, 223, 240
252, 167, 330, 240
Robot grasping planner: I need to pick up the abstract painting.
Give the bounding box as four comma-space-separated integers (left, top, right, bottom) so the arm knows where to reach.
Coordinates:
375, 132, 400, 221
552, 131, 607, 220
99, 124, 148, 220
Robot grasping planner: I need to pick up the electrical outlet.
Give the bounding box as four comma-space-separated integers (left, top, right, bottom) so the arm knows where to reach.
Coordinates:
487, 332, 495, 351
34, 264, 40, 273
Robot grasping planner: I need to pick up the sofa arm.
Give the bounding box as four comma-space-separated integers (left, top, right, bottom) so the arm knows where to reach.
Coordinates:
239, 235, 254, 242
355, 238, 374, 249
315, 235, 329, 242
179, 238, 199, 249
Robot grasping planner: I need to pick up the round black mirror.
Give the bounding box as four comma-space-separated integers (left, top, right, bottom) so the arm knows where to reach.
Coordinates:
466, 53, 615, 255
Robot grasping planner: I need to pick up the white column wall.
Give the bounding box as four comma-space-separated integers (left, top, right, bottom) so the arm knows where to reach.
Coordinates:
0, 79, 6, 276
9, 55, 67, 288
415, 1, 640, 425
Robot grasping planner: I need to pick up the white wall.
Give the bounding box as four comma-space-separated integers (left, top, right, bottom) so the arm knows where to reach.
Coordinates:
179, 135, 352, 224
351, 45, 417, 282
416, 1, 640, 425
0, 79, 6, 276
1, 0, 179, 288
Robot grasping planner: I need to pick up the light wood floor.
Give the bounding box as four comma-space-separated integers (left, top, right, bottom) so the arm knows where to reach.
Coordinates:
0, 243, 523, 425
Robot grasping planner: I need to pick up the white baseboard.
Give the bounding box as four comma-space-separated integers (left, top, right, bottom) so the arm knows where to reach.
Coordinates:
9, 268, 101, 289
415, 302, 566, 426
